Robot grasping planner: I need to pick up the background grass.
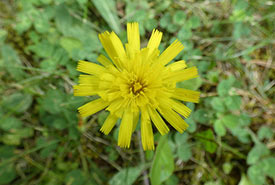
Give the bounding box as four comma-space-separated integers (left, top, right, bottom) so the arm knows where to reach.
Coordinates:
0, 0, 274, 184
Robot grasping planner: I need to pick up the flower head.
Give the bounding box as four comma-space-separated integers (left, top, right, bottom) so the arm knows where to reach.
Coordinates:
74, 22, 200, 150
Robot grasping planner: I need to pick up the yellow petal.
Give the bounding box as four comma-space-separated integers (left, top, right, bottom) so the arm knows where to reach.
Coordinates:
132, 111, 140, 133
157, 39, 184, 66
141, 107, 155, 150
167, 60, 186, 71
118, 108, 133, 148
170, 99, 191, 118
98, 32, 123, 68
97, 54, 113, 67
109, 31, 127, 62
172, 88, 200, 103
147, 29, 162, 56
147, 106, 169, 135
78, 75, 98, 85
158, 106, 189, 133
127, 22, 140, 57
166, 66, 198, 82
73, 85, 97, 96
78, 98, 109, 117
100, 114, 118, 135
77, 60, 106, 76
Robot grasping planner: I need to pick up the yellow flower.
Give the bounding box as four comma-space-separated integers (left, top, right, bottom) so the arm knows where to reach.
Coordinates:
74, 22, 200, 150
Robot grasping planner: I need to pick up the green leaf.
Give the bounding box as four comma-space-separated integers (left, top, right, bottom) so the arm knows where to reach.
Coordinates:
193, 109, 209, 124
52, 118, 68, 130
0, 146, 15, 159
91, 0, 121, 33
222, 114, 239, 129
211, 97, 226, 112
164, 174, 179, 185
217, 77, 235, 96
2, 93, 32, 114
247, 143, 270, 165
178, 27, 192, 40
150, 136, 174, 185
39, 89, 65, 114
224, 96, 242, 111
247, 165, 266, 185
144, 19, 158, 31
1, 45, 26, 80
177, 143, 192, 162
109, 165, 144, 185
65, 169, 86, 185
238, 174, 255, 185
223, 162, 233, 174
196, 129, 217, 153
1, 117, 23, 131
173, 11, 186, 25
177, 77, 202, 90
257, 126, 273, 140
37, 137, 58, 158
248, 157, 275, 185
214, 120, 226, 137
98, 111, 109, 126
60, 37, 83, 55
160, 13, 172, 28
55, 4, 74, 35
0, 164, 16, 185
230, 127, 250, 143
187, 16, 201, 29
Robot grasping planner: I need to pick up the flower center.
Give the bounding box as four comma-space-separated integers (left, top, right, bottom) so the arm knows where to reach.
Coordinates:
129, 81, 145, 95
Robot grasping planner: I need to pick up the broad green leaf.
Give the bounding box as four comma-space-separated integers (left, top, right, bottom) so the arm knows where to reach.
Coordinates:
165, 174, 179, 185
173, 11, 186, 25
196, 129, 217, 153
91, 0, 121, 33
0, 164, 16, 185
1, 117, 22, 131
177, 77, 202, 91
222, 114, 239, 129
178, 27, 192, 40
144, 19, 158, 31
39, 89, 66, 114
1, 45, 26, 80
238, 174, 255, 185
2, 93, 32, 114
214, 120, 226, 137
261, 157, 275, 178
257, 126, 273, 140
109, 165, 144, 185
52, 118, 68, 130
36, 137, 58, 158
160, 13, 172, 28
187, 16, 201, 29
98, 111, 109, 126
224, 96, 242, 111
247, 164, 266, 185
65, 169, 86, 185
55, 4, 73, 35
193, 109, 209, 124
230, 127, 250, 143
177, 143, 192, 162
211, 97, 226, 112
223, 162, 233, 174
248, 157, 275, 185
150, 136, 174, 185
0, 146, 15, 159
60, 37, 83, 56
217, 77, 235, 96
247, 143, 270, 165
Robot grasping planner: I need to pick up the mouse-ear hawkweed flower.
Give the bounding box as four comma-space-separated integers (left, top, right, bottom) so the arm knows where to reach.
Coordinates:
74, 22, 200, 150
